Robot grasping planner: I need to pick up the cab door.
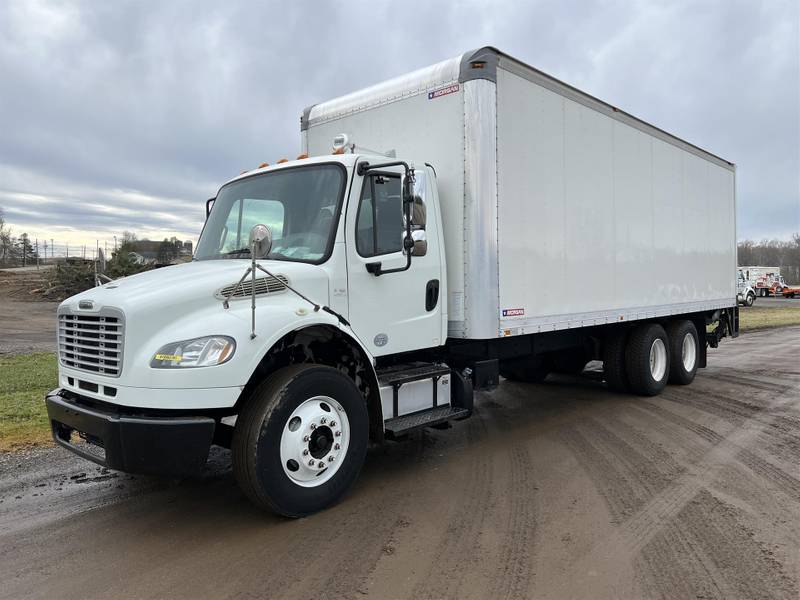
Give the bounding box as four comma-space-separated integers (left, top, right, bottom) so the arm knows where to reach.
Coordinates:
345, 166, 443, 356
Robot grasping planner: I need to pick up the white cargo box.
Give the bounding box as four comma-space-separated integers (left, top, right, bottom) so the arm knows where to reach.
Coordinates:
303, 47, 737, 340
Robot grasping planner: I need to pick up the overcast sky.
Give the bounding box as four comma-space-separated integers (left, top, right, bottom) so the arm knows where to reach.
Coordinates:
0, 0, 797, 252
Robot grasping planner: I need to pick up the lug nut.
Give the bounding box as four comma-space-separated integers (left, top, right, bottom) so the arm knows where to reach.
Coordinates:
303, 435, 310, 442
302, 449, 309, 456
310, 423, 316, 430
320, 417, 327, 424
335, 431, 341, 437
334, 443, 340, 450
328, 456, 334, 462
318, 461, 325, 468
329, 421, 336, 427
308, 459, 315, 466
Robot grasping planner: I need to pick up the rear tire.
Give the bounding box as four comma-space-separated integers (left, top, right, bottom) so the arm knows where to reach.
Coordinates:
603, 329, 629, 393
666, 320, 699, 385
232, 364, 368, 517
625, 323, 670, 396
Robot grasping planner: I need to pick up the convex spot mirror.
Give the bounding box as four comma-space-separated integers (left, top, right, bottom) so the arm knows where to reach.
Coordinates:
249, 224, 273, 259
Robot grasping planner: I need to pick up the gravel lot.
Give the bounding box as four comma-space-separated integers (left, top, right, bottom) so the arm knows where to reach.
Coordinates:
0, 326, 798, 599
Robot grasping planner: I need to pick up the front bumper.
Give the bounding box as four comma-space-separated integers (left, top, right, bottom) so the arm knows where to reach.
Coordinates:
45, 389, 216, 477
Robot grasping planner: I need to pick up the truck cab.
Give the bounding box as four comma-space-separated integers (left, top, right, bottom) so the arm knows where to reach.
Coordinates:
46, 152, 467, 517
736, 270, 756, 307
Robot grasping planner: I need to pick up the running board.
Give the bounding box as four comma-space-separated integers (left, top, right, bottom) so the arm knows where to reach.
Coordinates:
384, 406, 470, 438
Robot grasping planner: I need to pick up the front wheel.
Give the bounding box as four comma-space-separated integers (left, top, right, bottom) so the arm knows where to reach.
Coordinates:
232, 365, 369, 517
745, 292, 755, 307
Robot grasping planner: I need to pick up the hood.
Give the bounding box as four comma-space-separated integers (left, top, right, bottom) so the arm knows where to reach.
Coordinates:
60, 259, 330, 318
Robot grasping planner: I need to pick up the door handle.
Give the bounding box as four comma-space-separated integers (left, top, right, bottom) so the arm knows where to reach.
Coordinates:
426, 279, 439, 312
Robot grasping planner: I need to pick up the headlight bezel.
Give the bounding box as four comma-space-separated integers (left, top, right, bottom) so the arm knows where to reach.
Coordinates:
150, 335, 236, 369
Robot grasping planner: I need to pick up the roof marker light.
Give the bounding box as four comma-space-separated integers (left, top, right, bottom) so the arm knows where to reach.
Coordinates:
296, 154, 308, 160
258, 162, 269, 168
277, 158, 289, 164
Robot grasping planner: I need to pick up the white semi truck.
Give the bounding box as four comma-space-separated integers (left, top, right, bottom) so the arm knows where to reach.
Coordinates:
46, 47, 738, 517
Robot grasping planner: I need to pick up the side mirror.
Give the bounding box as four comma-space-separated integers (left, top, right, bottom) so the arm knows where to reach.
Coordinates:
249, 224, 273, 259
206, 198, 215, 218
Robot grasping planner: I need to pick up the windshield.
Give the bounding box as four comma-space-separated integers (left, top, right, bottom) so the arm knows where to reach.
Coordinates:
195, 164, 346, 263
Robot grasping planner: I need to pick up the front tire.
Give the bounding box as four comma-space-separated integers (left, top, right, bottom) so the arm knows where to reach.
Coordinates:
232, 364, 369, 517
745, 292, 755, 307
625, 323, 670, 396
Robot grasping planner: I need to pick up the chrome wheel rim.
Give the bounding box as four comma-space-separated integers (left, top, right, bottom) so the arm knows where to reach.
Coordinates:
649, 338, 667, 381
279, 396, 350, 487
681, 332, 696, 372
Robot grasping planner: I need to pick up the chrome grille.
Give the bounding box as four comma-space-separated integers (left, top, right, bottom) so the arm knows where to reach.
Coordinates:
216, 274, 288, 299
58, 310, 124, 377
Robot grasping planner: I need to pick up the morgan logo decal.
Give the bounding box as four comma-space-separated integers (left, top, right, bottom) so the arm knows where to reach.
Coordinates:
502, 308, 525, 317
428, 84, 459, 100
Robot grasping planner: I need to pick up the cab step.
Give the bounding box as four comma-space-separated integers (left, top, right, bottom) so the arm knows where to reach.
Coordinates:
377, 362, 451, 387
384, 405, 471, 438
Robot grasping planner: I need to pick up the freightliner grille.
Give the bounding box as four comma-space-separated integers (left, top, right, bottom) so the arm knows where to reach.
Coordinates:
58, 310, 124, 377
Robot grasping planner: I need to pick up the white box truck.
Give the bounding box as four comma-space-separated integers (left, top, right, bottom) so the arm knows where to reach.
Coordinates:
46, 47, 738, 517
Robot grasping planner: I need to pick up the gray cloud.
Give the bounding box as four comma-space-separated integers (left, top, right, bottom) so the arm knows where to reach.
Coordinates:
0, 0, 797, 247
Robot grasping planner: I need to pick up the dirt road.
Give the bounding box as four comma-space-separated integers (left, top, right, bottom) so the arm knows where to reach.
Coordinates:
0, 268, 58, 354
1, 327, 798, 599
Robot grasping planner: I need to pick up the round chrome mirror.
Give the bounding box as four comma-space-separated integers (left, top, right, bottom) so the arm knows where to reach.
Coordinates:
249, 224, 273, 259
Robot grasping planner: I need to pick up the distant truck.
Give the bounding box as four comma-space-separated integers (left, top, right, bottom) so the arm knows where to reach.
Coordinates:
45, 47, 738, 517
741, 266, 786, 297
737, 271, 756, 307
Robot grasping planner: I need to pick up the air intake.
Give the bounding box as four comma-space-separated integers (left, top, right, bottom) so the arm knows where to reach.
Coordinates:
216, 275, 289, 299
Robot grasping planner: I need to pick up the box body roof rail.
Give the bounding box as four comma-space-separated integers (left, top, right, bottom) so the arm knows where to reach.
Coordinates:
303, 46, 734, 171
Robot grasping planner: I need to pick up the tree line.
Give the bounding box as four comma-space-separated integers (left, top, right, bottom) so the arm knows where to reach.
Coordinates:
0, 210, 39, 267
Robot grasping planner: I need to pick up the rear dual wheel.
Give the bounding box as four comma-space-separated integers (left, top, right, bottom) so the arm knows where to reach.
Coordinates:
603, 320, 698, 396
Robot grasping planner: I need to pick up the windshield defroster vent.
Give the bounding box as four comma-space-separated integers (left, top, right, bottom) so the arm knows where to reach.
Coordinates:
216, 274, 289, 299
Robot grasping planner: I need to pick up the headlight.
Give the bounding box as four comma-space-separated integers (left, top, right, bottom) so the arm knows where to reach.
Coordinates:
150, 336, 236, 369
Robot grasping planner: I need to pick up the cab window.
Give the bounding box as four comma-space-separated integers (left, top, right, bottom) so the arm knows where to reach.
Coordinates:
356, 174, 403, 257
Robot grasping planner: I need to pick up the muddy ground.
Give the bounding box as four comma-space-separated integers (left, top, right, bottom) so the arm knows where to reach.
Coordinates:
0, 326, 798, 599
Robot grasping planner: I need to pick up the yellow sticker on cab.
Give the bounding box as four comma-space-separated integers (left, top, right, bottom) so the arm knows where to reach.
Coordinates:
155, 354, 182, 361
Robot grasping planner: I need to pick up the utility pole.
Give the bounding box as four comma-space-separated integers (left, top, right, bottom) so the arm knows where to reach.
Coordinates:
35, 239, 39, 269
51, 239, 54, 261
66, 243, 69, 259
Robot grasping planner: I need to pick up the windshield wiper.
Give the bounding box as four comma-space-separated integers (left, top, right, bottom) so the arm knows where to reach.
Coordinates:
223, 247, 251, 257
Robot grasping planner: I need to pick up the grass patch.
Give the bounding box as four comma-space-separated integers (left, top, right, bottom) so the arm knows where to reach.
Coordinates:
739, 304, 800, 332
0, 353, 57, 452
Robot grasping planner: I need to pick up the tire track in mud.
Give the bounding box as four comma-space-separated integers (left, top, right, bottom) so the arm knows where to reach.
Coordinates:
552, 382, 797, 597
660, 385, 764, 424
489, 444, 537, 600
560, 416, 685, 523
410, 410, 495, 600
637, 489, 797, 600
634, 400, 800, 501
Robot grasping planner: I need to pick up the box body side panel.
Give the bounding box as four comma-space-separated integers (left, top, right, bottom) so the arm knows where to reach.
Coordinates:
495, 68, 736, 334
